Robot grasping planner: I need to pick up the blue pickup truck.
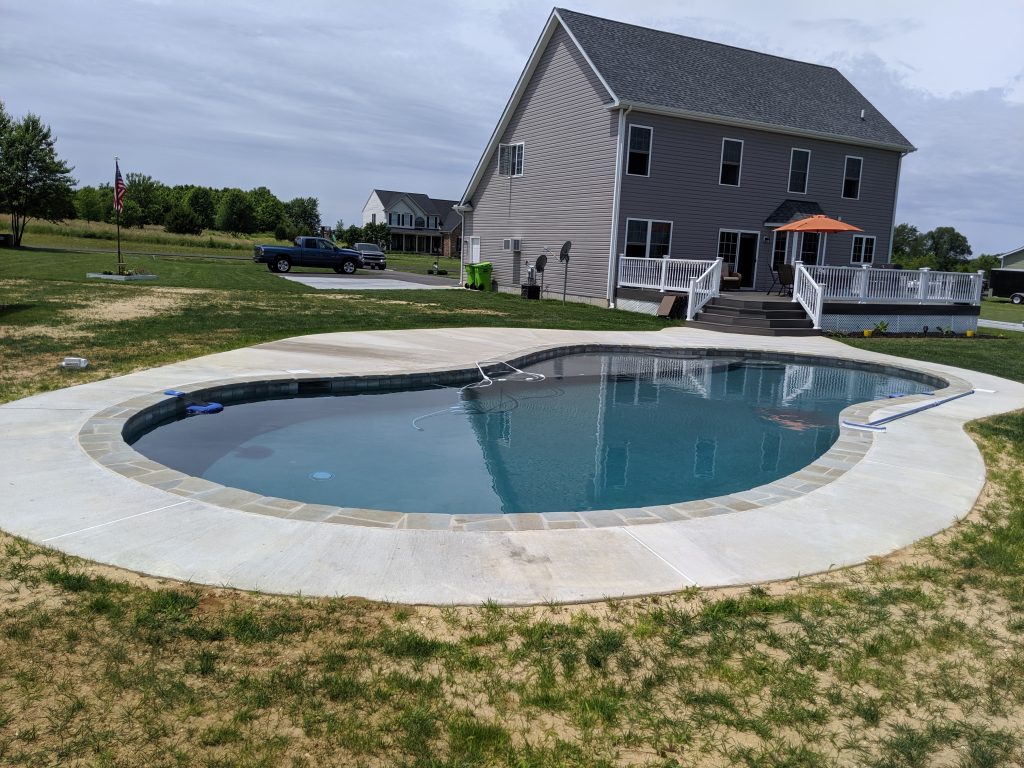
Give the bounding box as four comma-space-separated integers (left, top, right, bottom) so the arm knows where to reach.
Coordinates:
253, 237, 363, 274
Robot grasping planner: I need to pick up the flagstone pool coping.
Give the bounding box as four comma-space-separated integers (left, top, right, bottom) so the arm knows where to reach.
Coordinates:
2, 326, 1022, 604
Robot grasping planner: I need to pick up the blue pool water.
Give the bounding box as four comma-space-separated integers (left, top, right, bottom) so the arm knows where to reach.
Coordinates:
130, 352, 933, 514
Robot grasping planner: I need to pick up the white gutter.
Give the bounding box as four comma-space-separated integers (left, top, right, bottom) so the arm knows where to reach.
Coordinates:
607, 100, 916, 154
606, 105, 630, 307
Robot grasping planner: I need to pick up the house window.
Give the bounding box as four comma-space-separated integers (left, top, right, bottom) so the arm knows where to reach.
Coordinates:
851, 235, 875, 264
625, 218, 672, 258
772, 231, 789, 268
371, 213, 376, 224
788, 149, 810, 194
498, 142, 524, 176
627, 125, 652, 176
800, 232, 821, 265
720, 139, 743, 186
843, 156, 862, 199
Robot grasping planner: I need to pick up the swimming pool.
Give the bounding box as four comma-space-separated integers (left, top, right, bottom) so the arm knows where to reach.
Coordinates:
129, 350, 934, 515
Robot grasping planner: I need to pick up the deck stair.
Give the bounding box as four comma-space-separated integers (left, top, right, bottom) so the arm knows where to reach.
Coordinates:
687, 294, 820, 337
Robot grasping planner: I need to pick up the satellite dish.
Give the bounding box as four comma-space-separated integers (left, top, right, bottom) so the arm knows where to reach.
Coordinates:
559, 241, 572, 262
535, 253, 547, 273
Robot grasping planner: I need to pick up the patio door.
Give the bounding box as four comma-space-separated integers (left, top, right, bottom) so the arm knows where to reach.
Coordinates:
718, 230, 759, 289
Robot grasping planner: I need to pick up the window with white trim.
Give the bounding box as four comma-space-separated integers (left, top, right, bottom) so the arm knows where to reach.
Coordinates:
851, 235, 875, 264
843, 156, 862, 199
625, 218, 672, 258
720, 139, 743, 186
627, 125, 652, 176
788, 148, 810, 194
498, 142, 524, 177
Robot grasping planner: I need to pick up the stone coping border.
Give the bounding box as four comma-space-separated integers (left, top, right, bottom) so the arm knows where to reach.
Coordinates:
77, 344, 967, 533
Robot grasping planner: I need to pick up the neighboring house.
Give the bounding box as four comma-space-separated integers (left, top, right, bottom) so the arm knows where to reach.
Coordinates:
457, 8, 916, 306
362, 190, 462, 256
998, 245, 1024, 269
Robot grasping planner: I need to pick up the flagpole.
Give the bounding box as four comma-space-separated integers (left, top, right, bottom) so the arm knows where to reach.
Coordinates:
115, 156, 123, 276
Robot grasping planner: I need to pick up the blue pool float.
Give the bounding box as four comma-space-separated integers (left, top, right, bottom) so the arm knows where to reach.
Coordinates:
164, 389, 223, 415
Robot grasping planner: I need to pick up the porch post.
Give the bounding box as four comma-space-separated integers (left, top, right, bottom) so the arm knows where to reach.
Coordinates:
917, 267, 932, 303
858, 264, 870, 300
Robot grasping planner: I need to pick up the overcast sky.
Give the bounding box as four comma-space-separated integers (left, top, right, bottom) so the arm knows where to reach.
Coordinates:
2, 0, 1022, 254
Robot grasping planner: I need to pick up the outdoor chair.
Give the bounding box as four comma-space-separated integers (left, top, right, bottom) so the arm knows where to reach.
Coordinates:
720, 268, 742, 291
769, 263, 795, 296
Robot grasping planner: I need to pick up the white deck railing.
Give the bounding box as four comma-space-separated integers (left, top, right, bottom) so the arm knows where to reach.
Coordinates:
793, 263, 825, 329
802, 265, 985, 305
686, 258, 723, 321
617, 256, 717, 292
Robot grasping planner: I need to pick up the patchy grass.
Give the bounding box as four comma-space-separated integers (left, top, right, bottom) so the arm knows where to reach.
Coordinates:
0, 249, 671, 404
2, 409, 1024, 764
3, 244, 1024, 764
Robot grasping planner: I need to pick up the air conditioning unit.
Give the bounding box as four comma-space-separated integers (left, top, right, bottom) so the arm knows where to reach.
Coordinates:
502, 238, 522, 252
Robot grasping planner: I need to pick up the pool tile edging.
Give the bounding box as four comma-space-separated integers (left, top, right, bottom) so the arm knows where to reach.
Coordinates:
77, 343, 969, 532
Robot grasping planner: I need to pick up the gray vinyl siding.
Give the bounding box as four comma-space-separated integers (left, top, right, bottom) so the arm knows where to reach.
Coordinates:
616, 112, 903, 291
465, 26, 617, 301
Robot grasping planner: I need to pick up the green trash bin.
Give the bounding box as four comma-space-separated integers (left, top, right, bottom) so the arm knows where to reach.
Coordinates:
476, 262, 493, 291
464, 262, 479, 289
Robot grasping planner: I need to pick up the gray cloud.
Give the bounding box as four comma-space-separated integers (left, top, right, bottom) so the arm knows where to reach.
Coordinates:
1, 1, 1021, 254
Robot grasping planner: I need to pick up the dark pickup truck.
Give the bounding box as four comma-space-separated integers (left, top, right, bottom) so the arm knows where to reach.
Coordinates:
253, 237, 362, 274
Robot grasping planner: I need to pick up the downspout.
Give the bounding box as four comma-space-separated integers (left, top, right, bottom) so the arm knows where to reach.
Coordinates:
605, 104, 631, 308
888, 152, 906, 263
453, 204, 472, 286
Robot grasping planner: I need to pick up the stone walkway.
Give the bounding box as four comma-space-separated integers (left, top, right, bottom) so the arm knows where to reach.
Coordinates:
2, 326, 1023, 604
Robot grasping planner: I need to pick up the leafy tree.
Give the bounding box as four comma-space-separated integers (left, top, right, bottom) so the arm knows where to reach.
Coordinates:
163, 204, 204, 235
215, 188, 255, 233
334, 219, 345, 233
968, 254, 1000, 280
123, 172, 165, 225
119, 198, 144, 228
342, 224, 363, 246
74, 185, 106, 221
248, 186, 285, 232
183, 187, 215, 229
892, 223, 925, 264
274, 218, 297, 242
0, 106, 77, 246
284, 197, 320, 236
926, 226, 971, 272
361, 221, 390, 248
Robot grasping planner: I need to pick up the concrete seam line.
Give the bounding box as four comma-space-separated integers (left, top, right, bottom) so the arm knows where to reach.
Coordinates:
42, 500, 191, 543
621, 527, 698, 586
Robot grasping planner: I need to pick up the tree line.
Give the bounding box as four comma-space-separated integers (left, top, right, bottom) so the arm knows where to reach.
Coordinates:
74, 179, 322, 241
892, 223, 999, 277
0, 102, 325, 245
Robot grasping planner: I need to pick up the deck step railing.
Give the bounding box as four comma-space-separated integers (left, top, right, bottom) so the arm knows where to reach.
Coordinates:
686, 258, 723, 321
793, 262, 824, 329
618, 256, 717, 292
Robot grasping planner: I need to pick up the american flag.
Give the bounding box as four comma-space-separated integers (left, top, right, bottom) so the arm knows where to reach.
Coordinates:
114, 160, 127, 214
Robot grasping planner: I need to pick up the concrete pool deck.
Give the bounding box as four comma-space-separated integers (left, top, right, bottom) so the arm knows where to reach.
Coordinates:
2, 326, 1023, 604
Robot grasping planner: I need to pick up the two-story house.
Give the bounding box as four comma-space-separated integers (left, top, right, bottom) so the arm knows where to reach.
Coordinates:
457, 8, 917, 312
362, 190, 462, 256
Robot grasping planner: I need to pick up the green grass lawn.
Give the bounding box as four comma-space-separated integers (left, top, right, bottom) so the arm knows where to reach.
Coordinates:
385, 250, 462, 277
3, 243, 1024, 766
980, 297, 1024, 323
0, 248, 670, 404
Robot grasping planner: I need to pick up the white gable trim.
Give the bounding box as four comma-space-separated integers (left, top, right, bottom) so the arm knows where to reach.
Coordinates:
458, 9, 617, 206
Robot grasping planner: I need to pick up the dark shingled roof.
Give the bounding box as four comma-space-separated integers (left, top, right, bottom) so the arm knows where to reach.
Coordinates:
372, 190, 460, 229
557, 9, 914, 151
764, 199, 827, 226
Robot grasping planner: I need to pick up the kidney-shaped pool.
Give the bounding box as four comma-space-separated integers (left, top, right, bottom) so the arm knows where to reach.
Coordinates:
128, 351, 936, 515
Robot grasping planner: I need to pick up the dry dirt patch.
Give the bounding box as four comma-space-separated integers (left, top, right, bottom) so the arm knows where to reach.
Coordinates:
63, 287, 215, 323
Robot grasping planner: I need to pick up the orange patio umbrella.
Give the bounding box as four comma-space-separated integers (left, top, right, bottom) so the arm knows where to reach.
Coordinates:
774, 214, 862, 233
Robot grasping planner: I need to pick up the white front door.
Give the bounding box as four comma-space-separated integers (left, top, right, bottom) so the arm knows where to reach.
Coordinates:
469, 236, 481, 263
